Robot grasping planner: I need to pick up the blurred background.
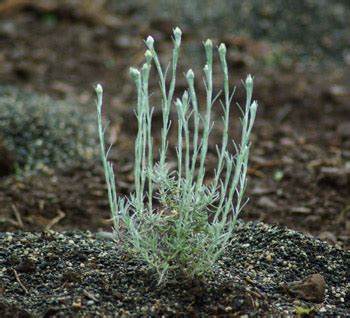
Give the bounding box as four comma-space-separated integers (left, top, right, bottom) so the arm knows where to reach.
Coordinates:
0, 0, 349, 248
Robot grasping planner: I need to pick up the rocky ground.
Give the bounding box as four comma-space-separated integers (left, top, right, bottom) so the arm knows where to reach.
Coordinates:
0, 222, 349, 317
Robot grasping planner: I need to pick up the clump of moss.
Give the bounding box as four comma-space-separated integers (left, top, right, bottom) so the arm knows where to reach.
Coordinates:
0, 86, 98, 173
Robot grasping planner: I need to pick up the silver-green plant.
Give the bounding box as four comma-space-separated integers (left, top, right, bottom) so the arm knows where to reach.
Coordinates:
96, 27, 257, 284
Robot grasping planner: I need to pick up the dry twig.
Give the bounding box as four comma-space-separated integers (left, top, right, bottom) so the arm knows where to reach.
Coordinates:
12, 268, 29, 294
11, 204, 24, 228
45, 210, 65, 231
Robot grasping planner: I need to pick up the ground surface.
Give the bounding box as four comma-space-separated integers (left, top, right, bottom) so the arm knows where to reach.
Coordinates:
0, 222, 349, 317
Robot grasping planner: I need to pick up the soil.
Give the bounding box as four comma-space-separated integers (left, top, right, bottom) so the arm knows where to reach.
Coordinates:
1, 222, 349, 317
0, 3, 349, 317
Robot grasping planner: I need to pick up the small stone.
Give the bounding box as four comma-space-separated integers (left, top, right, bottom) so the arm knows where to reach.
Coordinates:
318, 166, 349, 187
257, 197, 278, 210
318, 231, 338, 245
72, 301, 82, 309
290, 207, 311, 214
224, 306, 232, 312
141, 306, 148, 312
113, 290, 123, 300
324, 85, 348, 103
265, 254, 273, 262
283, 274, 326, 303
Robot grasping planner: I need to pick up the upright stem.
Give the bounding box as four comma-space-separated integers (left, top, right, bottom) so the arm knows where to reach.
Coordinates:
186, 69, 200, 186
95, 85, 119, 230
211, 43, 232, 196
145, 28, 182, 168
196, 39, 213, 192
142, 53, 153, 211
130, 68, 144, 213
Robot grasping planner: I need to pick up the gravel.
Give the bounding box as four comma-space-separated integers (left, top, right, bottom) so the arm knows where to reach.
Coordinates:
0, 221, 348, 316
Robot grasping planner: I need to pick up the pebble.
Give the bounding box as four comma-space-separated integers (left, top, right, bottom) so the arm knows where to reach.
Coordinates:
318, 166, 349, 187
265, 254, 273, 262
225, 306, 232, 312
72, 302, 82, 308
257, 197, 278, 210
290, 206, 311, 214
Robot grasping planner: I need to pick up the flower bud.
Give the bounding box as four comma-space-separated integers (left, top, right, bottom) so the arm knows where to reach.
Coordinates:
186, 69, 195, 82
246, 74, 253, 89
142, 63, 149, 73
251, 100, 258, 113
218, 43, 226, 56
204, 39, 213, 65
175, 98, 182, 108
145, 36, 154, 48
145, 50, 153, 64
173, 27, 182, 45
130, 67, 141, 83
182, 90, 189, 103
95, 84, 103, 95
204, 39, 213, 49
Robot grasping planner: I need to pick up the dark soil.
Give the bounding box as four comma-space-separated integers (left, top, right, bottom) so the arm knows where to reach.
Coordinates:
0, 222, 349, 317
0, 2, 349, 317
